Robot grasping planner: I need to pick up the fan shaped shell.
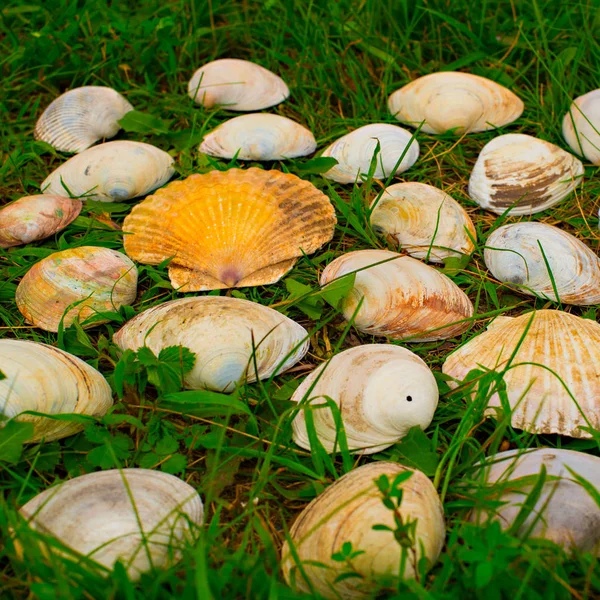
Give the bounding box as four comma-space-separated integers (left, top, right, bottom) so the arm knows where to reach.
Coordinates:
122, 168, 336, 291
562, 89, 600, 165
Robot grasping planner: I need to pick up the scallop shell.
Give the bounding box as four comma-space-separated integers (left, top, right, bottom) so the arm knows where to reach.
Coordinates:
468, 134, 584, 216
41, 141, 175, 202
562, 89, 600, 165
113, 296, 308, 392
0, 339, 112, 443
290, 345, 438, 454
388, 72, 524, 134
281, 462, 445, 600
188, 58, 289, 111
484, 222, 600, 305
0, 195, 82, 248
369, 182, 476, 262
442, 309, 600, 438
199, 114, 316, 160
122, 168, 336, 292
16, 246, 138, 332
18, 469, 203, 579
320, 249, 473, 341
470, 448, 600, 553
321, 124, 419, 184
34, 86, 134, 154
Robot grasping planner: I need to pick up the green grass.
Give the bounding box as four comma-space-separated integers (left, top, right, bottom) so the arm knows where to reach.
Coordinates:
2, 0, 600, 598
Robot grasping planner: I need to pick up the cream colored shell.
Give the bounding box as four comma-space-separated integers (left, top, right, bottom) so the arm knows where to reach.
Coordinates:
0, 339, 112, 443
320, 250, 473, 341
562, 89, 600, 165
468, 133, 584, 215
388, 72, 524, 134
370, 182, 476, 262
281, 462, 445, 599
113, 296, 309, 392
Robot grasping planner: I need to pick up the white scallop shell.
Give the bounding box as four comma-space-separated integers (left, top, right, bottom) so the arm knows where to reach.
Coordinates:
188, 58, 289, 111
34, 86, 133, 153
41, 141, 175, 202
321, 124, 419, 184
562, 89, 600, 165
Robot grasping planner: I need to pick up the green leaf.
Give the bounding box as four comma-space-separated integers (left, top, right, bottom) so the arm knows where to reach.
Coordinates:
292, 156, 338, 175
391, 427, 439, 477
0, 369, 5, 381
320, 273, 356, 309
284, 278, 323, 320
475, 561, 494, 588
158, 346, 196, 375
161, 453, 187, 474
155, 434, 179, 455
0, 420, 34, 464
117, 110, 172, 134
163, 390, 252, 415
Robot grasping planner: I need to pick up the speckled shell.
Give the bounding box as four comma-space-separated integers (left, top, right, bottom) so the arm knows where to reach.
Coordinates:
484, 222, 600, 305
470, 448, 600, 553
0, 195, 82, 248
0, 339, 112, 443
562, 89, 600, 165
34, 87, 133, 153
468, 134, 584, 215
122, 168, 336, 291
321, 124, 419, 183
188, 58, 289, 111
443, 310, 600, 438
199, 114, 316, 160
19, 469, 203, 579
320, 250, 473, 341
388, 72, 524, 134
370, 182, 476, 262
281, 462, 445, 600
113, 296, 308, 392
291, 345, 438, 454
16, 246, 138, 332
41, 141, 175, 202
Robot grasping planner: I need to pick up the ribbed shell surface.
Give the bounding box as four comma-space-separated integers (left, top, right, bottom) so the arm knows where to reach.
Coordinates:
562, 89, 600, 165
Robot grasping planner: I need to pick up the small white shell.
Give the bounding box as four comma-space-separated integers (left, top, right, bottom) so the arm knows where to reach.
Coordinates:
468, 133, 584, 215
199, 113, 316, 160
370, 182, 477, 262
321, 124, 419, 184
41, 141, 175, 202
188, 58, 289, 111
34, 86, 134, 153
562, 89, 600, 165
484, 222, 600, 305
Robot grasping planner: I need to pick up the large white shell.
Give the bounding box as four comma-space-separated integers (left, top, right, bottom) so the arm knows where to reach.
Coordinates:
199, 113, 316, 160
320, 250, 474, 341
281, 462, 445, 600
113, 296, 309, 392
0, 339, 112, 443
388, 72, 524, 134
370, 182, 477, 262
468, 133, 584, 216
484, 222, 600, 305
290, 345, 438, 454
470, 448, 600, 553
188, 58, 289, 111
562, 89, 600, 165
18, 469, 203, 579
321, 124, 419, 184
34, 86, 134, 154
41, 141, 175, 202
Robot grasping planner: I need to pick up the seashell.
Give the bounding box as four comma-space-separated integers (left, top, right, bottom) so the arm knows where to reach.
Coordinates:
18, 468, 203, 579
16, 246, 138, 332
122, 168, 336, 292
320, 249, 473, 341
369, 182, 476, 263
484, 222, 600, 305
442, 309, 600, 438
0, 195, 82, 248
34, 86, 134, 154
388, 72, 524, 134
470, 448, 600, 553
41, 141, 175, 202
290, 344, 438, 454
188, 58, 289, 111
281, 461, 445, 599
0, 339, 112, 443
113, 296, 308, 392
468, 133, 584, 216
198, 113, 316, 160
562, 89, 600, 165
321, 124, 419, 184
